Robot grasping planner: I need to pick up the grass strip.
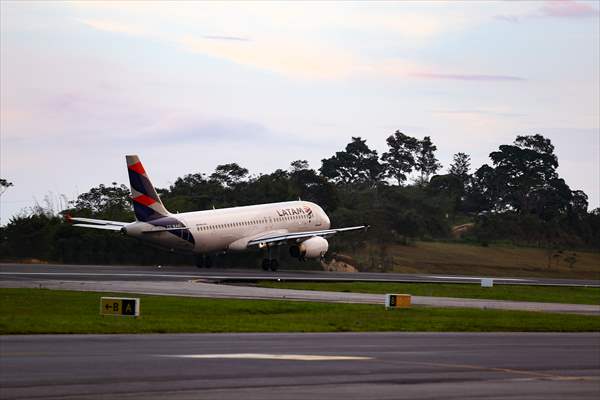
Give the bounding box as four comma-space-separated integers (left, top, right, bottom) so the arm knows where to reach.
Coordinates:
257, 281, 600, 305
1, 288, 599, 334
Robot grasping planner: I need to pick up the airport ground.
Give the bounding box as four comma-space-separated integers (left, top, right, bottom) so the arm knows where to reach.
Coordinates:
342, 241, 600, 279
2, 332, 599, 399
1, 263, 599, 315
2, 288, 600, 334
1, 262, 599, 399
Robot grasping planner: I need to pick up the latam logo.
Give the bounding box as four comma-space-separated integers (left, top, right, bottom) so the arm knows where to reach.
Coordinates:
276, 207, 313, 217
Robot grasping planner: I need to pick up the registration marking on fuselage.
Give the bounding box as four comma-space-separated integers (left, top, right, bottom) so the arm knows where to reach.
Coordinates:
162, 353, 372, 361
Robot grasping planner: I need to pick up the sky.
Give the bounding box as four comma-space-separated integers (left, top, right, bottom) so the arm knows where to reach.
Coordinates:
1, 0, 599, 223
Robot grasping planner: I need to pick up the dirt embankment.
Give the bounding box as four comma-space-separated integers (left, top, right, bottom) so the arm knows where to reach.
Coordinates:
321, 254, 359, 273
335, 241, 600, 279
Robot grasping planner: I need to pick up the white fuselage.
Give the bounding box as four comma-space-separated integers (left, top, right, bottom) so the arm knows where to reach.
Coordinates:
123, 201, 330, 254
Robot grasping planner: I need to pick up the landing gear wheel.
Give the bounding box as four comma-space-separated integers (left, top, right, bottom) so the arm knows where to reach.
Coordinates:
261, 258, 279, 271
261, 258, 270, 271
195, 255, 212, 268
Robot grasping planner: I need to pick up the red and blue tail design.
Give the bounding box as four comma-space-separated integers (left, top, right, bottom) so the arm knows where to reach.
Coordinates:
126, 155, 194, 246
126, 155, 170, 222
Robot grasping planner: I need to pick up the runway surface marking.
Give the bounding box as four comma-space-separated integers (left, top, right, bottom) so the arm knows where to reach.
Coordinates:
162, 353, 372, 361
430, 275, 529, 281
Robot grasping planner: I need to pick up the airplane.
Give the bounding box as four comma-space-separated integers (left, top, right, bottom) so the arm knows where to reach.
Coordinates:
69, 155, 366, 271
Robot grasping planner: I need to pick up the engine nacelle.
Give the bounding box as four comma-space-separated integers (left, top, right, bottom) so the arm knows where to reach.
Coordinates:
290, 236, 329, 259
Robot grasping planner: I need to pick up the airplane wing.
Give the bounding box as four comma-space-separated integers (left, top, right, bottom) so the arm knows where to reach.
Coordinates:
247, 226, 367, 247
142, 226, 190, 234
67, 216, 129, 231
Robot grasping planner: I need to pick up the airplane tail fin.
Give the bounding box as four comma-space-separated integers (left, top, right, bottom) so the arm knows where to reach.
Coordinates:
126, 155, 170, 222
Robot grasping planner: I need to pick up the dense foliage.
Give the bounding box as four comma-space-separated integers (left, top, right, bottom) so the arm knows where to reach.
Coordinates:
1, 133, 598, 266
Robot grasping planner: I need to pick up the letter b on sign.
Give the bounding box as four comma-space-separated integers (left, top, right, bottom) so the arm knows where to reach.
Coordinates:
100, 297, 140, 317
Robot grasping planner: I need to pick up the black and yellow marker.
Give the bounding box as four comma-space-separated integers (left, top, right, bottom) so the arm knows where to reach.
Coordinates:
100, 297, 140, 317
385, 294, 411, 309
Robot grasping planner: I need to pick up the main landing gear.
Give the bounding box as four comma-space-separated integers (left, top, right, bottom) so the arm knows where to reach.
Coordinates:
195, 254, 212, 268
261, 244, 279, 271
261, 258, 279, 272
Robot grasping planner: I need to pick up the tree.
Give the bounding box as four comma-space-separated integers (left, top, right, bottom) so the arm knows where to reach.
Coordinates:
448, 153, 471, 184
289, 160, 338, 211
381, 131, 419, 185
570, 190, 589, 215
320, 137, 385, 186
489, 134, 562, 214
290, 160, 310, 173
463, 164, 498, 213
0, 178, 13, 196
429, 174, 464, 214
170, 173, 208, 196
70, 183, 132, 220
414, 136, 442, 183
209, 163, 249, 187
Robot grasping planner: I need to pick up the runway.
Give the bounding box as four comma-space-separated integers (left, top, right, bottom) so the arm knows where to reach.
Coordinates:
1, 264, 599, 315
2, 263, 599, 286
1, 332, 599, 399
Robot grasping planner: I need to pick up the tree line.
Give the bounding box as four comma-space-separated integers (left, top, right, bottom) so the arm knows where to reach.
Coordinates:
1, 132, 598, 267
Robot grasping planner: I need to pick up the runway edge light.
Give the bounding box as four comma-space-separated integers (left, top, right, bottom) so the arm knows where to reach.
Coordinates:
100, 297, 140, 317
385, 294, 411, 309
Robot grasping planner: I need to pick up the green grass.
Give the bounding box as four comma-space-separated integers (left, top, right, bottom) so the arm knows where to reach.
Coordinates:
1, 288, 599, 334
257, 281, 600, 305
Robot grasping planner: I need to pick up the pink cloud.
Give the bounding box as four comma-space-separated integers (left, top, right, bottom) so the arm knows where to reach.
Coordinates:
495, 0, 599, 22
409, 72, 525, 82
541, 0, 600, 18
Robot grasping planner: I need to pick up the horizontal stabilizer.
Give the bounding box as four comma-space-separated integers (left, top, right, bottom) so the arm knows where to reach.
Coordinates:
68, 216, 129, 227
72, 223, 124, 231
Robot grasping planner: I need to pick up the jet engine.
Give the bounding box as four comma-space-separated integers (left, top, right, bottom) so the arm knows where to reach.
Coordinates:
289, 236, 329, 259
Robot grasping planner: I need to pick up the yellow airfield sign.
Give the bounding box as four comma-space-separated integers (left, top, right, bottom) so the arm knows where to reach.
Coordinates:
385, 294, 411, 309
100, 297, 140, 317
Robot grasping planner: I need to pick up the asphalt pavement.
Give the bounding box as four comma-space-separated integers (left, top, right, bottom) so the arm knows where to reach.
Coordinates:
2, 263, 599, 286
1, 332, 599, 400
1, 263, 599, 315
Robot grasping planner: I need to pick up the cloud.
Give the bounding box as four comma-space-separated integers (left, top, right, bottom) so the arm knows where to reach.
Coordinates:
73, 3, 477, 81
129, 113, 317, 149
79, 18, 358, 80
409, 72, 525, 82
540, 0, 600, 18
432, 109, 527, 118
178, 35, 357, 80
494, 14, 521, 23
495, 0, 599, 22
138, 116, 271, 145
80, 19, 146, 37
202, 35, 250, 42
